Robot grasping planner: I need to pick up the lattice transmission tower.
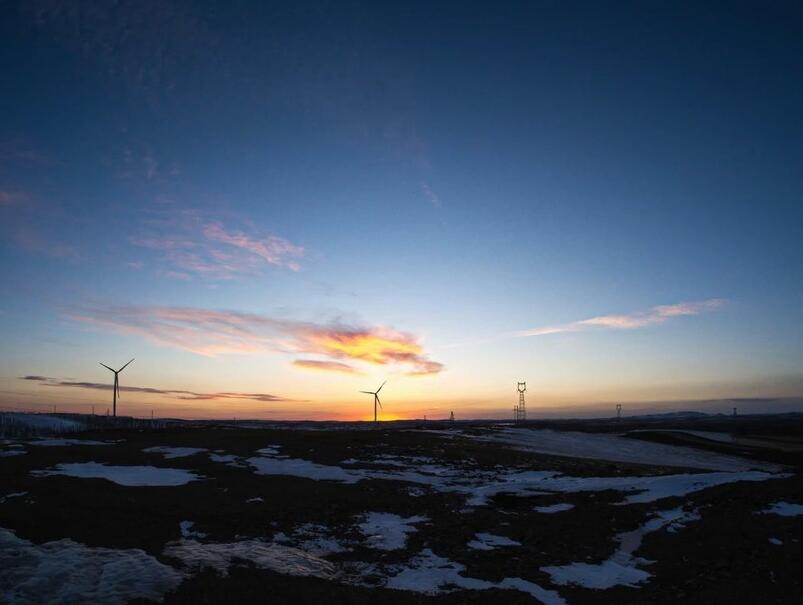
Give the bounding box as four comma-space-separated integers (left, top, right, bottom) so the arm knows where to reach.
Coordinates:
514, 381, 527, 422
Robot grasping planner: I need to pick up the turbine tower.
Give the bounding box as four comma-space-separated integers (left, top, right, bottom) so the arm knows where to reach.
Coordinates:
99, 358, 134, 417
360, 380, 387, 423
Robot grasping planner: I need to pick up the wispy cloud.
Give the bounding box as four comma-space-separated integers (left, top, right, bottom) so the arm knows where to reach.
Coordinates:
517, 299, 726, 337
420, 182, 441, 208
292, 359, 360, 374
67, 305, 443, 376
19, 376, 292, 402
132, 208, 303, 279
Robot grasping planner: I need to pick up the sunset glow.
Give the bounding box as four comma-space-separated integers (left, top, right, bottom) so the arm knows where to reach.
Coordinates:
1, 3, 801, 420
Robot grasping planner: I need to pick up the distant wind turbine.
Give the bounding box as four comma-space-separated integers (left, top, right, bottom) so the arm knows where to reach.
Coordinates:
99, 358, 134, 417
360, 380, 387, 423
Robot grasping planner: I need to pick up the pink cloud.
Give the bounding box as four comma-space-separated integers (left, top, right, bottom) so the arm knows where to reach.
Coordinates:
131, 210, 304, 279
203, 222, 303, 268
292, 359, 360, 374
518, 299, 726, 337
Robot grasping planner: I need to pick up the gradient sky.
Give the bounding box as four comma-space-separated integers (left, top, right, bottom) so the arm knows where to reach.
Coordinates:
2, 2, 802, 420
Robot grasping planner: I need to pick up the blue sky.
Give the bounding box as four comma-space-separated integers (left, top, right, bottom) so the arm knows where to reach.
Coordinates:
1, 2, 802, 419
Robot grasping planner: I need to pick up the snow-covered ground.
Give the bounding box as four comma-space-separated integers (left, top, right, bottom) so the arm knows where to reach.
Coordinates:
468, 428, 780, 472
28, 438, 111, 447
0, 527, 182, 605
245, 445, 784, 508
541, 507, 700, 589
628, 429, 737, 444
357, 512, 428, 550
142, 446, 208, 458
31, 462, 201, 486
1, 413, 83, 434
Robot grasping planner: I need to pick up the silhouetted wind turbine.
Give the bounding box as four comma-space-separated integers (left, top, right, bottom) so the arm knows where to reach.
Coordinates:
360, 380, 386, 423
99, 358, 134, 417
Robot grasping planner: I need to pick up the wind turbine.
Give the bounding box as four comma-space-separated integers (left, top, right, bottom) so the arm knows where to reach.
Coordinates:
99, 359, 134, 417
360, 380, 386, 423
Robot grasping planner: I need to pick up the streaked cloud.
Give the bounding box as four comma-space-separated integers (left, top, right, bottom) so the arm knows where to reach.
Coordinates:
518, 299, 726, 337
19, 376, 292, 402
292, 360, 360, 374
67, 304, 443, 376
132, 208, 303, 279
203, 222, 303, 270
420, 182, 441, 208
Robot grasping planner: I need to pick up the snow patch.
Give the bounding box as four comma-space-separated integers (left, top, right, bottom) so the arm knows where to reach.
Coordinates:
209, 453, 238, 463
32, 462, 200, 486
164, 538, 336, 578
0, 449, 26, 457
0, 527, 182, 605
248, 456, 362, 482
467, 532, 521, 550
179, 521, 207, 539
358, 512, 428, 551
769, 538, 783, 545
762, 501, 803, 517
0, 492, 28, 504
534, 503, 575, 514
143, 446, 207, 459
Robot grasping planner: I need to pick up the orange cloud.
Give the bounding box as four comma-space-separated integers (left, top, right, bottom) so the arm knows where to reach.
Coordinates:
68, 305, 443, 376
295, 326, 443, 376
518, 299, 726, 337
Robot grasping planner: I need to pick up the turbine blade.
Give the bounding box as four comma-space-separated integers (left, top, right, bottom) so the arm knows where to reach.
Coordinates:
376, 395, 382, 409
359, 391, 374, 394
99, 362, 114, 372
119, 358, 135, 372
375, 380, 387, 394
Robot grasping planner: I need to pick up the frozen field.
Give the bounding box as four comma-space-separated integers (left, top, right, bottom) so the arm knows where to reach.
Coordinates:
0, 424, 800, 604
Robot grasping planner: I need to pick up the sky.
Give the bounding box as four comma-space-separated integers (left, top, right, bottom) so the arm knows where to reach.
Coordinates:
1, 1, 802, 420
